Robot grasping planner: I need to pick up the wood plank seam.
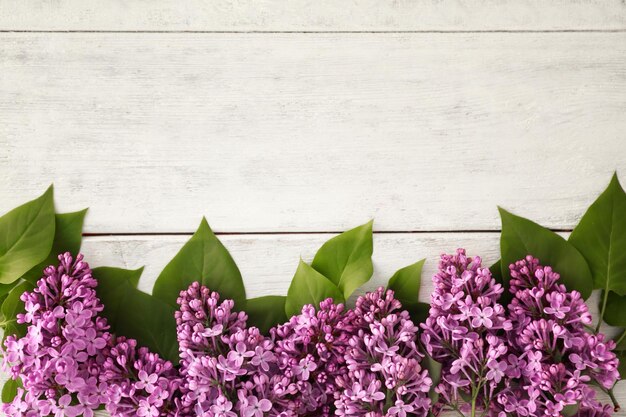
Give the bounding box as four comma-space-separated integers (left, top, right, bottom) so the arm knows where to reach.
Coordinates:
2, 29, 626, 33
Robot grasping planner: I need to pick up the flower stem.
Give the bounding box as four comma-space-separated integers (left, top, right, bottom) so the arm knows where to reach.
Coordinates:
607, 387, 621, 412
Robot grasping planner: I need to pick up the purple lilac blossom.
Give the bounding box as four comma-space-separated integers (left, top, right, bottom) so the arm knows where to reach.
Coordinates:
421, 250, 620, 417
102, 337, 182, 417
420, 249, 512, 416
1, 253, 112, 417
1, 253, 184, 417
496, 256, 620, 417
271, 298, 356, 416
175, 282, 283, 417
335, 288, 432, 417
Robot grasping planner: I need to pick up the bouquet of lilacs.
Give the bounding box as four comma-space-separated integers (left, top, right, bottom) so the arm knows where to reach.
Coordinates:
1, 250, 620, 417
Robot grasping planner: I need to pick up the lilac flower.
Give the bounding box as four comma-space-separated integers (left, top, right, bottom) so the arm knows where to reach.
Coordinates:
175, 283, 280, 417
1, 253, 185, 417
271, 297, 356, 416
423, 250, 620, 417
497, 256, 620, 417
389, 400, 415, 417
421, 249, 511, 416
335, 288, 432, 417
243, 396, 272, 417
101, 337, 182, 417
175, 282, 247, 370
1, 253, 112, 417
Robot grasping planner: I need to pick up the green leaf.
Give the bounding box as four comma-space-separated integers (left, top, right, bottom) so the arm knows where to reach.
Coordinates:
0, 283, 15, 301
569, 174, 626, 295
490, 260, 502, 283
1, 281, 34, 338
153, 218, 246, 309
246, 296, 287, 334
21, 209, 88, 283
562, 404, 579, 417
404, 302, 431, 324
602, 291, 626, 327
311, 220, 373, 300
387, 260, 430, 323
0, 186, 55, 284
94, 267, 179, 362
423, 354, 442, 403
498, 208, 593, 299
489, 259, 512, 304
1, 378, 21, 403
285, 260, 344, 317
388, 259, 425, 302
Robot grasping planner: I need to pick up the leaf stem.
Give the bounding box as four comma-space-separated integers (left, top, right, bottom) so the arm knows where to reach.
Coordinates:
596, 289, 609, 333
614, 329, 626, 347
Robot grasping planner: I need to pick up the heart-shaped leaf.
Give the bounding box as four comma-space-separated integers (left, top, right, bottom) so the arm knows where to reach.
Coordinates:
21, 209, 88, 284
0, 186, 55, 284
1, 280, 34, 339
285, 260, 344, 317
94, 267, 179, 363
311, 220, 373, 300
569, 174, 626, 295
153, 218, 246, 309
246, 296, 287, 334
387, 259, 430, 323
499, 208, 592, 299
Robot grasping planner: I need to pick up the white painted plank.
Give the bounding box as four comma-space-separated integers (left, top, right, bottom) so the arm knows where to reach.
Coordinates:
84, 233, 501, 299
1, 233, 625, 414
0, 0, 625, 31
1, 33, 625, 233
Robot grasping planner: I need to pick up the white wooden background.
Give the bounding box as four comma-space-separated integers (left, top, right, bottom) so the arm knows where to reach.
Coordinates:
1, 1, 626, 415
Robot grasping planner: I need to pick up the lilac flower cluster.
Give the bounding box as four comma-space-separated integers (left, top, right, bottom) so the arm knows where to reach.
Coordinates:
271, 298, 355, 416
421, 249, 620, 417
102, 337, 182, 417
1, 253, 182, 417
2, 253, 111, 417
499, 256, 619, 417
421, 249, 512, 416
175, 282, 280, 417
176, 283, 432, 417
335, 288, 432, 417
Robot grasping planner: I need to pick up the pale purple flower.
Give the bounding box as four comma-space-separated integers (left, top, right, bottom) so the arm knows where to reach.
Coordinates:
243, 396, 272, 417
389, 400, 415, 417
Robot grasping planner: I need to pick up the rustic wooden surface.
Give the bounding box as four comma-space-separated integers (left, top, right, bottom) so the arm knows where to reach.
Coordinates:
0, 1, 625, 415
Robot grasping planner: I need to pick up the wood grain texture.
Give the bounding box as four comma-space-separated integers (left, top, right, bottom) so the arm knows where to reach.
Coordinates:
1, 33, 625, 233
0, 0, 625, 31
0, 233, 625, 414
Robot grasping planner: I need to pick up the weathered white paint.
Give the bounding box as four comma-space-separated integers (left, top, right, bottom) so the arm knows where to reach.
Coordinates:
0, 0, 625, 31
1, 33, 625, 233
